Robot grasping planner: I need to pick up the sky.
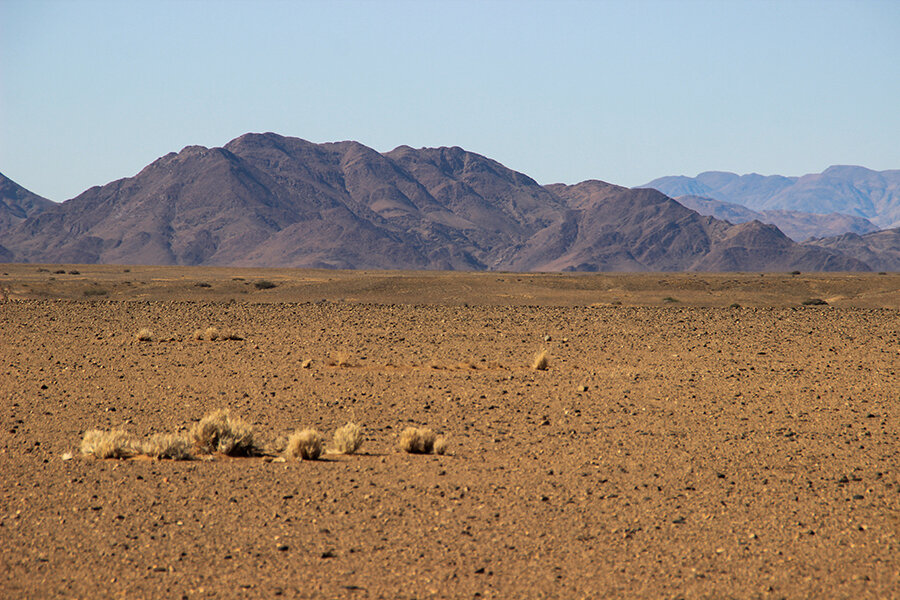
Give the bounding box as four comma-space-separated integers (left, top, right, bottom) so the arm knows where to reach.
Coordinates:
1, 0, 899, 202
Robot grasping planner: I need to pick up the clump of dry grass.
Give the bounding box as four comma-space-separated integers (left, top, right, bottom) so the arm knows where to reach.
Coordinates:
194, 326, 242, 341
285, 428, 323, 460
532, 349, 550, 371
141, 433, 193, 460
190, 409, 257, 456
399, 427, 437, 454
433, 436, 449, 455
80, 429, 139, 459
136, 328, 154, 342
331, 422, 364, 455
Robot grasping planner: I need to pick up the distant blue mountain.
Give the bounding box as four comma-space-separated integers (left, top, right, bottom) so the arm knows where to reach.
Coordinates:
642, 166, 900, 229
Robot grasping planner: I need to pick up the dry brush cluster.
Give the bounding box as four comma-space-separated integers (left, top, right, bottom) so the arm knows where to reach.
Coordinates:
79, 412, 443, 462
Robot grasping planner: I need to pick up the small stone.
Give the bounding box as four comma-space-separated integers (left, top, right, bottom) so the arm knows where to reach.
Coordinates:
543, 335, 552, 342
272, 457, 286, 463
578, 385, 588, 392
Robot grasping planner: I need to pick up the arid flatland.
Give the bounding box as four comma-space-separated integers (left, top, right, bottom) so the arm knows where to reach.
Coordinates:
1, 265, 898, 599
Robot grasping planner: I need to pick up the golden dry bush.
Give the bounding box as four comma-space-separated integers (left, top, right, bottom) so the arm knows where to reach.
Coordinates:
204, 326, 220, 341
532, 349, 550, 371
80, 429, 139, 459
399, 427, 436, 454
141, 433, 193, 460
192, 329, 205, 340
433, 436, 449, 455
190, 409, 257, 456
331, 422, 364, 455
285, 428, 323, 460
136, 328, 154, 342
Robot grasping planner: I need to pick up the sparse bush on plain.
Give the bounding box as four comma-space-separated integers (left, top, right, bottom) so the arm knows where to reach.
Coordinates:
802, 298, 828, 306
190, 409, 257, 456
254, 280, 277, 290
399, 427, 436, 454
286, 428, 323, 460
331, 422, 364, 454
532, 349, 550, 371
433, 436, 448, 455
141, 433, 193, 460
136, 328, 154, 342
80, 429, 139, 459
662, 296, 679, 303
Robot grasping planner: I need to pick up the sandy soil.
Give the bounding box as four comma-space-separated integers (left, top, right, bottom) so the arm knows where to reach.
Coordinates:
1, 265, 898, 598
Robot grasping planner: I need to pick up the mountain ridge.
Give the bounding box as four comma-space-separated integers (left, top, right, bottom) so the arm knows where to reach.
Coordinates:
0, 134, 876, 272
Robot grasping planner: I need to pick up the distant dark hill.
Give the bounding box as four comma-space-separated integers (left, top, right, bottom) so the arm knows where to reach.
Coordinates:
0, 133, 872, 271
644, 166, 900, 229
675, 195, 879, 242
804, 228, 900, 272
0, 172, 55, 234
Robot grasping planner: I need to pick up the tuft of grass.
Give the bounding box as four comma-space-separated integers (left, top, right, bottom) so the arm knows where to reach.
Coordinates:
331, 422, 364, 455
399, 427, 436, 454
532, 349, 550, 371
254, 280, 277, 290
141, 433, 193, 460
190, 409, 257, 456
286, 428, 323, 460
204, 326, 220, 341
80, 429, 138, 459
136, 328, 154, 342
433, 436, 449, 455
802, 298, 828, 306
194, 326, 242, 341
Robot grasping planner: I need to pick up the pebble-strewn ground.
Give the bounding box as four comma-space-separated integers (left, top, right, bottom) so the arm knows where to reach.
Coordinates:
1, 266, 898, 598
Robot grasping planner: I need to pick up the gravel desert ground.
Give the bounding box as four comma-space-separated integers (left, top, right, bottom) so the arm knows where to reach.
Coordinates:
1, 265, 898, 599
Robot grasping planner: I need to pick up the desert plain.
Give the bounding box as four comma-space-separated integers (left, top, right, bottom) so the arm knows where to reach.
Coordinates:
1, 264, 898, 599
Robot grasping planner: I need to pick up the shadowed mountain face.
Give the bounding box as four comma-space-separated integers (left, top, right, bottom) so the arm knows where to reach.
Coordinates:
0, 172, 55, 232
0, 133, 871, 271
675, 195, 879, 242
643, 167, 900, 229
805, 228, 900, 272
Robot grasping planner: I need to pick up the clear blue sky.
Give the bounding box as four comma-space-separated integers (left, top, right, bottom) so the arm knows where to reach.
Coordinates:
2, 0, 898, 201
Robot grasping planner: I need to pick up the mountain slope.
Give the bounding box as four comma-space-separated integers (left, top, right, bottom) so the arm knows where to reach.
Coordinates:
0, 172, 55, 235
644, 166, 900, 229
675, 195, 879, 242
1, 133, 873, 272
805, 228, 900, 272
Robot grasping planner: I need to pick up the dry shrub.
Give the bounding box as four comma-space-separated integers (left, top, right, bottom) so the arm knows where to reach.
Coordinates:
336, 351, 353, 367
190, 409, 257, 456
433, 436, 449, 455
220, 330, 243, 341
136, 328, 154, 342
285, 429, 323, 460
192, 329, 205, 340
80, 429, 139, 459
331, 422, 364, 455
532, 349, 550, 371
399, 427, 436, 454
141, 433, 193, 460
204, 326, 220, 341
194, 327, 242, 341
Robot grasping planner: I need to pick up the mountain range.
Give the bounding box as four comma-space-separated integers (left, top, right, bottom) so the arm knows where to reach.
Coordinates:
0, 133, 894, 272
673, 195, 879, 242
644, 167, 900, 229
